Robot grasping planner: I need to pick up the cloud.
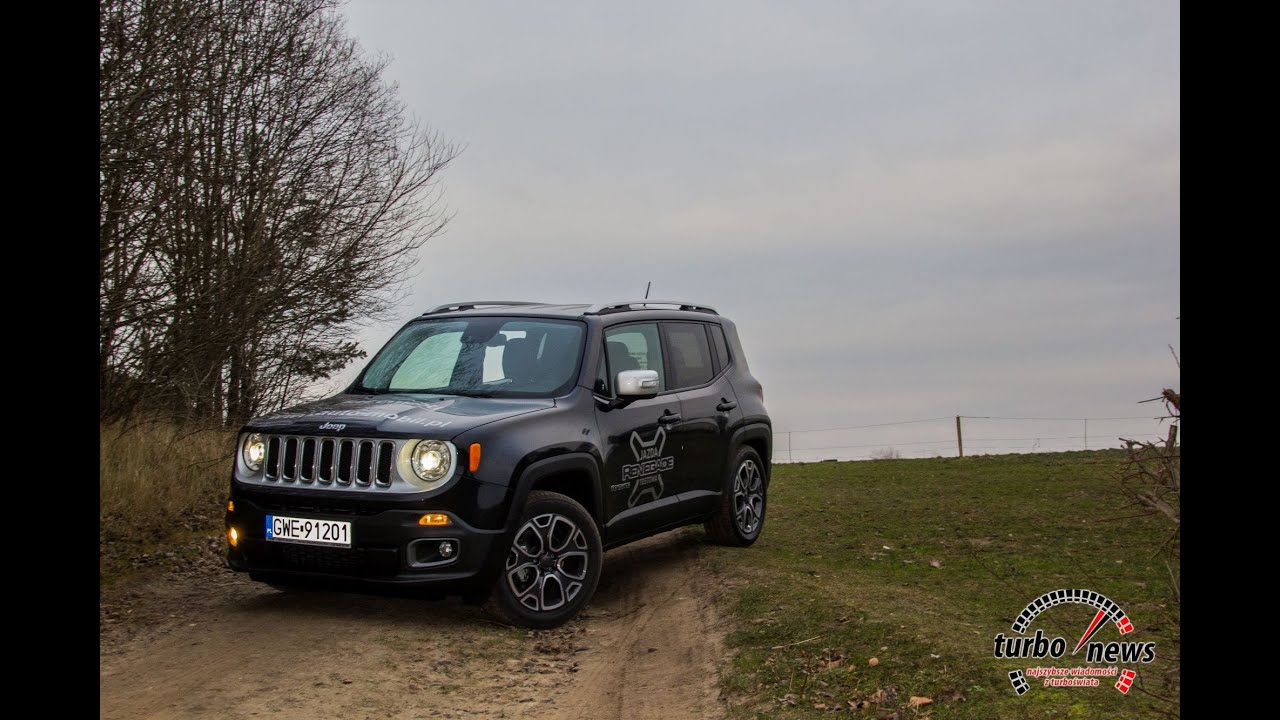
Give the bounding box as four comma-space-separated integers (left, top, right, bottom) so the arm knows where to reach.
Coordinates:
330, 0, 1179, 455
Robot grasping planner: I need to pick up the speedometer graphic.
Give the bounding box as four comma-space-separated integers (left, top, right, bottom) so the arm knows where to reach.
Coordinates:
1011, 588, 1134, 637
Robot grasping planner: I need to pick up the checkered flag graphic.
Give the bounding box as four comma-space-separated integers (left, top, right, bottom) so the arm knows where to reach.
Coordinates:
1009, 670, 1030, 696
1115, 668, 1136, 694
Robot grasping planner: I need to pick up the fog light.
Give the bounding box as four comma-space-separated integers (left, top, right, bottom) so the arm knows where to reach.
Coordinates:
228, 526, 239, 547
439, 541, 455, 558
418, 513, 451, 526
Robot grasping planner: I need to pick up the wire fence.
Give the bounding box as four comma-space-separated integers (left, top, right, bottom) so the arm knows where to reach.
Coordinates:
770, 414, 1177, 464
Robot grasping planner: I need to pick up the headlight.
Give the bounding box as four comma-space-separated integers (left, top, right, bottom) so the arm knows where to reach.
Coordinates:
242, 433, 266, 471
411, 440, 452, 482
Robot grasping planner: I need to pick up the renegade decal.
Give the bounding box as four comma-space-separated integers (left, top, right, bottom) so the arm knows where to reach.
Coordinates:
622, 427, 675, 507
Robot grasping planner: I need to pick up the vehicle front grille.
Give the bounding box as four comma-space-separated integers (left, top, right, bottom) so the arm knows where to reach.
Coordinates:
275, 544, 370, 573
264, 435, 397, 487
262, 543, 400, 576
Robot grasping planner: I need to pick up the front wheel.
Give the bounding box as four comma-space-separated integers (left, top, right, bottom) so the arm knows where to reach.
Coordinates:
488, 491, 603, 629
704, 447, 768, 546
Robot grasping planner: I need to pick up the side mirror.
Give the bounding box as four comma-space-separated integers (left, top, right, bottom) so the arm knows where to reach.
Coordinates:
616, 369, 660, 398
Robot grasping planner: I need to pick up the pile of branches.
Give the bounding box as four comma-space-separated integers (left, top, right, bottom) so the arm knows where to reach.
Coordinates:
1117, 350, 1179, 717
1119, 388, 1180, 553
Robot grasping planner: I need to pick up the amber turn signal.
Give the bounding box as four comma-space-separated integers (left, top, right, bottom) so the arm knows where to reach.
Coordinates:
469, 443, 482, 472
227, 526, 239, 547
418, 513, 451, 527
227, 500, 235, 512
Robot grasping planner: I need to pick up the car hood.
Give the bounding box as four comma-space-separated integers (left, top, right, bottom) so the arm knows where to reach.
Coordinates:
244, 393, 554, 439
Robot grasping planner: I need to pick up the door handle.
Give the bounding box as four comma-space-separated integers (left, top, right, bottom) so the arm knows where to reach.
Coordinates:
658, 412, 682, 425
716, 400, 738, 412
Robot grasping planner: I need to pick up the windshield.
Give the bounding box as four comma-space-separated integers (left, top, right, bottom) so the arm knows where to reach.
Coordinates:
355, 317, 586, 398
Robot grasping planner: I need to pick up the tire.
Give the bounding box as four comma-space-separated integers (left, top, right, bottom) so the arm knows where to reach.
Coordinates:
704, 446, 767, 546
487, 491, 603, 629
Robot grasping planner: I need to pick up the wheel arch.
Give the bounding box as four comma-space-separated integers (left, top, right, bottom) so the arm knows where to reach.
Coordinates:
729, 423, 773, 484
506, 452, 604, 532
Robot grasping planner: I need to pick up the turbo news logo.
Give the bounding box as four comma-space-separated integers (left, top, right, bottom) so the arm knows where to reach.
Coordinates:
994, 589, 1156, 696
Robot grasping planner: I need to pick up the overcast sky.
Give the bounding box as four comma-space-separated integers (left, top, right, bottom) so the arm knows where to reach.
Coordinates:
334, 1, 1179, 460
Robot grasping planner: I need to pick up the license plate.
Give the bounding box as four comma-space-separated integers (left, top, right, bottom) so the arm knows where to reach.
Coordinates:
265, 515, 352, 548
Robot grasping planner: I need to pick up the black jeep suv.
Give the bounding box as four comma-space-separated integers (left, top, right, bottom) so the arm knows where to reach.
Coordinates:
226, 300, 771, 627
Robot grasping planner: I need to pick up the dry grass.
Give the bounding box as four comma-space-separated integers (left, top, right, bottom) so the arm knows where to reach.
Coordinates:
100, 422, 236, 582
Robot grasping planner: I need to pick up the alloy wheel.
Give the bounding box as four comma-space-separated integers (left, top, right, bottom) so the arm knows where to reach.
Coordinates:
733, 459, 764, 536
505, 513, 591, 612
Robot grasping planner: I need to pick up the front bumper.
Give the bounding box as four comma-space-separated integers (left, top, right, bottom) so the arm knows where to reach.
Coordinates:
225, 496, 505, 591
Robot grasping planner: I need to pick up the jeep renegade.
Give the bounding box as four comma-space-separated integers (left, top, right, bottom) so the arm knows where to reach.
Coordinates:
226, 300, 771, 628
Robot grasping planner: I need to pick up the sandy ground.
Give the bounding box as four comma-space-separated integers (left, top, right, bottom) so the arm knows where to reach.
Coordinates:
100, 529, 728, 720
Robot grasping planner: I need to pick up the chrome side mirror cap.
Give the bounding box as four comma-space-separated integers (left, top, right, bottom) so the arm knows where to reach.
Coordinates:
616, 369, 660, 398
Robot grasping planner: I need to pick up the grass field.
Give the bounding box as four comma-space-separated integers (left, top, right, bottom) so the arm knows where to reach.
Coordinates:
702, 451, 1179, 719
99, 423, 235, 585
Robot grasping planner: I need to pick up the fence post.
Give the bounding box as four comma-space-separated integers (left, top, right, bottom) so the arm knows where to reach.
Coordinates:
1084, 418, 1088, 450
955, 416, 964, 458
787, 432, 793, 464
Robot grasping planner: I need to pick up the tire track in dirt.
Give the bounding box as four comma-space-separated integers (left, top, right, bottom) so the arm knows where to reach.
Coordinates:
562, 530, 725, 720
101, 528, 727, 720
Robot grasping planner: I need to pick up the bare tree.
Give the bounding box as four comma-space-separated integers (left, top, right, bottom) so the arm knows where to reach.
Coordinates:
101, 0, 458, 424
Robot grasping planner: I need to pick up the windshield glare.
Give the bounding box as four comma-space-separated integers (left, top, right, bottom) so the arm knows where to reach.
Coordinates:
356, 318, 586, 398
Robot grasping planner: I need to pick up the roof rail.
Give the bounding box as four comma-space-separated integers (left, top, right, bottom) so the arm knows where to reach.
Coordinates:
423, 301, 543, 315
583, 299, 718, 316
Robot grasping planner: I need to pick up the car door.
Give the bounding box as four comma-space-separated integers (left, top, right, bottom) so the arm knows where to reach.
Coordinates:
594, 322, 688, 544
662, 321, 738, 517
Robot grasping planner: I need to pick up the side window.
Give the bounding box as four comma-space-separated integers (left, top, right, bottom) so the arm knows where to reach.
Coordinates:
709, 324, 731, 371
603, 323, 665, 394
663, 322, 714, 389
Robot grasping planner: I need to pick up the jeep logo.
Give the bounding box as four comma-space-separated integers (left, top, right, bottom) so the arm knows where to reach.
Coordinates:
318, 422, 346, 432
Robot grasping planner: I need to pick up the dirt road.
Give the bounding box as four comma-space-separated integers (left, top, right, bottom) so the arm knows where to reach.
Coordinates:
100, 529, 727, 720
